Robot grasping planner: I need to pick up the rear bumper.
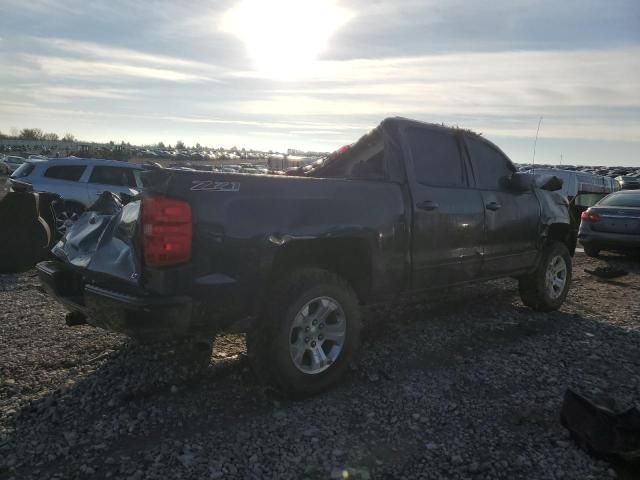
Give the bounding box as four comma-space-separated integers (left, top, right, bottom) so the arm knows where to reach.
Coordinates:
36, 260, 193, 338
578, 230, 640, 250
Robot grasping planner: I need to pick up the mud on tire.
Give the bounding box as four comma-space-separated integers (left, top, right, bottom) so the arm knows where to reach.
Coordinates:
247, 268, 362, 397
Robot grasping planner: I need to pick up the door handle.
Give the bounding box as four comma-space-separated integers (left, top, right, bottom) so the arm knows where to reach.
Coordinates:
485, 201, 502, 211
417, 200, 439, 211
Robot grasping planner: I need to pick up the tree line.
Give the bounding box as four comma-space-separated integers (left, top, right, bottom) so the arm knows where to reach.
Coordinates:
0, 128, 76, 142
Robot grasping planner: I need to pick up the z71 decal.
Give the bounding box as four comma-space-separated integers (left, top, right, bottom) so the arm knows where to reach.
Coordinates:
191, 180, 241, 192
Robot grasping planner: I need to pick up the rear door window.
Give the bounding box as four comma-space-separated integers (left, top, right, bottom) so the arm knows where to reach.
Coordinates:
44, 165, 86, 181
465, 137, 515, 190
10, 162, 35, 178
405, 127, 464, 187
89, 167, 137, 187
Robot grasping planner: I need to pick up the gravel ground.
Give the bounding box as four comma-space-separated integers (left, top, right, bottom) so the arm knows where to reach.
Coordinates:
1, 252, 639, 480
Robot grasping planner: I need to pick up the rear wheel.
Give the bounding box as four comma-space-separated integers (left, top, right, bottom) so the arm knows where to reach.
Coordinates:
54, 202, 84, 237
519, 241, 572, 312
583, 245, 600, 257
247, 268, 361, 396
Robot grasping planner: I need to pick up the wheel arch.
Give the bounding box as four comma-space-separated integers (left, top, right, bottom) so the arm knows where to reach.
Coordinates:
544, 222, 576, 256
268, 236, 373, 304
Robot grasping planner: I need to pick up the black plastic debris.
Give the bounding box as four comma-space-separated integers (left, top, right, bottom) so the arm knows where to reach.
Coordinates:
0, 191, 59, 273
584, 267, 629, 279
560, 389, 640, 465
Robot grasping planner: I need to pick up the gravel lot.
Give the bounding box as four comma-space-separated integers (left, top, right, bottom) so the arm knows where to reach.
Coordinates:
1, 220, 639, 479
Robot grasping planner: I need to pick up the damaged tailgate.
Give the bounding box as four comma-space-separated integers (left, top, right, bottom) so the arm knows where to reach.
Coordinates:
37, 192, 192, 337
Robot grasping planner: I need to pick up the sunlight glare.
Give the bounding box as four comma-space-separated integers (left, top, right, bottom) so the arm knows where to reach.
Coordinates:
221, 0, 353, 79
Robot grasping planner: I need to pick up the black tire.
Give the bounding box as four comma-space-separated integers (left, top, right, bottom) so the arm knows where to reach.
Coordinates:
247, 268, 362, 396
583, 245, 600, 257
519, 241, 572, 312
0, 192, 50, 273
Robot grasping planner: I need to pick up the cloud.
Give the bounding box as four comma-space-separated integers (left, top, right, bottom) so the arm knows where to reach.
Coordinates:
233, 46, 640, 141
39, 38, 217, 71
31, 55, 211, 82
2, 37, 228, 84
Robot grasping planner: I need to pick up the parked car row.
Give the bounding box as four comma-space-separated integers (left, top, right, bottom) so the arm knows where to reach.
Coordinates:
168, 162, 270, 175
518, 163, 640, 180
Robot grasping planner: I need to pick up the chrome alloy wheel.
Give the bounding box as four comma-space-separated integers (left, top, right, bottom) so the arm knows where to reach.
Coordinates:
55, 210, 80, 237
545, 255, 567, 300
289, 296, 346, 375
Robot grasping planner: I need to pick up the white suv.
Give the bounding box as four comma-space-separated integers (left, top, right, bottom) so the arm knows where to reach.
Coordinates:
10, 158, 144, 235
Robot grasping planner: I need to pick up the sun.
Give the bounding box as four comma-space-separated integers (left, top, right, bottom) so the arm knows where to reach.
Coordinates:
221, 0, 352, 79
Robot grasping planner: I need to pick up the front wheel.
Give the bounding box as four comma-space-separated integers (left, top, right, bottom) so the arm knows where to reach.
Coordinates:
519, 241, 572, 312
247, 268, 361, 396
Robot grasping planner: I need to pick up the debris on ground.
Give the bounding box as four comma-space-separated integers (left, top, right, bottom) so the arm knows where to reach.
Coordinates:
584, 266, 629, 279
560, 389, 640, 464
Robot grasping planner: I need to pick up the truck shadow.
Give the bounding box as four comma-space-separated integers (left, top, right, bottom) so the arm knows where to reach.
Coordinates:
3, 276, 639, 479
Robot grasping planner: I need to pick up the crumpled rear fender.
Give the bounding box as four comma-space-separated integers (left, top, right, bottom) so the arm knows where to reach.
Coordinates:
52, 192, 142, 289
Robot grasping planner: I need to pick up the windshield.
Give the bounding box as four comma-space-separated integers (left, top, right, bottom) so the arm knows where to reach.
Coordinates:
598, 192, 640, 208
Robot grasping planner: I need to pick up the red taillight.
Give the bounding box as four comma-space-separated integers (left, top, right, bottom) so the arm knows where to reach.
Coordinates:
142, 195, 192, 267
580, 209, 601, 223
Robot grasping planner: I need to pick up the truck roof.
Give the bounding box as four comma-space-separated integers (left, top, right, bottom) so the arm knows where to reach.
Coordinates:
381, 116, 509, 158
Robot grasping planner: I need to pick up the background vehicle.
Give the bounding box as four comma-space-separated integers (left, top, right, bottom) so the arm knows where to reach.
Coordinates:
0, 156, 9, 175
615, 175, 640, 190
578, 190, 640, 257
522, 167, 618, 226
10, 158, 144, 236
38, 118, 575, 395
1, 156, 26, 173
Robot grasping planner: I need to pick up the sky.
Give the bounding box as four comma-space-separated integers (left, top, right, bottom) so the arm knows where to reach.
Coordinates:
0, 0, 639, 166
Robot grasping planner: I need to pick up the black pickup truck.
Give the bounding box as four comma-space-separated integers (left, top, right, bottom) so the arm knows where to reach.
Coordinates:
37, 117, 575, 395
